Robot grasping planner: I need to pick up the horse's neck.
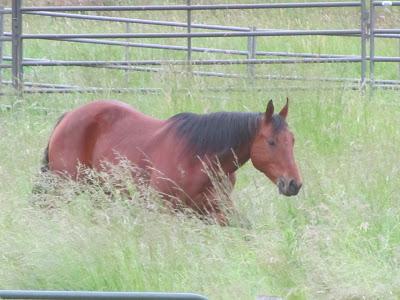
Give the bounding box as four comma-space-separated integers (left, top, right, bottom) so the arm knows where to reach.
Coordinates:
218, 143, 252, 174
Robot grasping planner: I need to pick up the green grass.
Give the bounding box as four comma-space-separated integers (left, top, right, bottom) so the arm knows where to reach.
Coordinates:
1, 2, 400, 300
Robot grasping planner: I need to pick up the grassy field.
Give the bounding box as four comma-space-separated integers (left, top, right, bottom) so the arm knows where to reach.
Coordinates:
1, 1, 400, 299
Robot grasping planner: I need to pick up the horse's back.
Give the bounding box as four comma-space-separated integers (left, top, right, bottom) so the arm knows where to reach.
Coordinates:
48, 100, 163, 177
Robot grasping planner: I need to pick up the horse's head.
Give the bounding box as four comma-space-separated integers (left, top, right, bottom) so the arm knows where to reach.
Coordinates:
250, 98, 302, 196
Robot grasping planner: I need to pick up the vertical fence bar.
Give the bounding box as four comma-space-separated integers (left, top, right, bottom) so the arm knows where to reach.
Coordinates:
369, 0, 375, 90
0, 6, 4, 89
247, 26, 256, 80
360, 0, 368, 92
125, 22, 130, 84
12, 0, 23, 93
398, 38, 400, 79
187, 0, 192, 63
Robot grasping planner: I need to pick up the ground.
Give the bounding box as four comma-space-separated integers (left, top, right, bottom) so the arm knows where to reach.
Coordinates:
1, 2, 400, 299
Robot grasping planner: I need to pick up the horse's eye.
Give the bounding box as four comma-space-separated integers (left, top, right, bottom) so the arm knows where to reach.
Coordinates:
267, 139, 276, 146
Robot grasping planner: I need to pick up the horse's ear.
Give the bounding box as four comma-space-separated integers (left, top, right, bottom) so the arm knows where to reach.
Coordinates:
265, 99, 274, 123
279, 97, 289, 119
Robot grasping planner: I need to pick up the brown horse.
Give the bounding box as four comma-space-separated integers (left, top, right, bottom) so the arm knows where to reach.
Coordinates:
42, 99, 302, 224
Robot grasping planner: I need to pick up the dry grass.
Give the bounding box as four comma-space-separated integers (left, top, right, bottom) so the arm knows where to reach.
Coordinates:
1, 2, 400, 299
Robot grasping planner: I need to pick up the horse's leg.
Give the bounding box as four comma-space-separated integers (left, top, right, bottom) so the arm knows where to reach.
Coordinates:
147, 166, 240, 226
204, 173, 251, 228
219, 172, 237, 216
191, 191, 229, 225
191, 172, 237, 226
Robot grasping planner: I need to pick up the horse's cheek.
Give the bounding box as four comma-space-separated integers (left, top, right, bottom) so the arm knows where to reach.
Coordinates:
250, 144, 268, 171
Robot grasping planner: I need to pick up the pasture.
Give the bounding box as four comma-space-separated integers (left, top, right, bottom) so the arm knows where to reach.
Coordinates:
1, 2, 400, 299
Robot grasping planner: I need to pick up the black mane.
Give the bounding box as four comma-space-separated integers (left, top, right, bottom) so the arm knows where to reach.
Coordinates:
168, 111, 286, 157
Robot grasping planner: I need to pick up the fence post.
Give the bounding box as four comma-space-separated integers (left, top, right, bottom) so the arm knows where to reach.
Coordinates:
369, 0, 375, 90
0, 6, 4, 90
125, 22, 130, 84
398, 38, 400, 79
12, 0, 23, 93
360, 0, 368, 92
247, 26, 256, 80
187, 0, 192, 73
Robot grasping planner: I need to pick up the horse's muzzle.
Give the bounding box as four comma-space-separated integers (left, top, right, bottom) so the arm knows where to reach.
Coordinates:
277, 177, 302, 196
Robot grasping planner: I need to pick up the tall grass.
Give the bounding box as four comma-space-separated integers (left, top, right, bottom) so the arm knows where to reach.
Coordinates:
1, 2, 400, 299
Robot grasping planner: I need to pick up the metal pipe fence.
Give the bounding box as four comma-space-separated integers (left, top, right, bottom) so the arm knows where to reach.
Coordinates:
19, 2, 363, 12
23, 11, 252, 32
18, 29, 362, 39
1, 0, 399, 94
20, 57, 364, 67
370, 0, 400, 88
0, 290, 208, 300
3, 33, 364, 58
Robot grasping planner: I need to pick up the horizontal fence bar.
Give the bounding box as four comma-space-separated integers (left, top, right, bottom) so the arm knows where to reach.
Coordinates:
98, 64, 363, 83
58, 63, 399, 86
1, 80, 81, 88
10, 77, 400, 94
18, 29, 361, 40
21, 57, 363, 67
3, 56, 52, 62
0, 8, 11, 14
2, 49, 358, 61
22, 87, 163, 94
24, 11, 250, 32
374, 84, 400, 90
255, 51, 356, 58
24, 62, 364, 84
374, 29, 400, 34
51, 37, 358, 59
19, 85, 361, 95
374, 79, 400, 84
51, 38, 250, 55
373, 1, 400, 6
374, 34, 400, 38
0, 290, 208, 300
20, 2, 362, 12
374, 56, 400, 62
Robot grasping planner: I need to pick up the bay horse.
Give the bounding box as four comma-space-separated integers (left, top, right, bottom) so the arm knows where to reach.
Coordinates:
42, 99, 302, 225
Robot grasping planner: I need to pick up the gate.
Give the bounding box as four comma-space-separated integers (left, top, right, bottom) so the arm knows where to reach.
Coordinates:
1, 0, 400, 93
0, 290, 208, 300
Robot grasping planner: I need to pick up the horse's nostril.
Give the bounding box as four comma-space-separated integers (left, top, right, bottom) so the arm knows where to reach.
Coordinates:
289, 179, 299, 194
277, 178, 284, 188
277, 178, 285, 194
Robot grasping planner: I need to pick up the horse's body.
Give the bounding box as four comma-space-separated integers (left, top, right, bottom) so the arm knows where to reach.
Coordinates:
43, 99, 302, 224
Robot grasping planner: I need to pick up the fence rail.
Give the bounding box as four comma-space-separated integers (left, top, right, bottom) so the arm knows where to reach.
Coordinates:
19, 29, 362, 39
20, 57, 364, 67
0, 290, 208, 300
1, 0, 399, 94
19, 2, 363, 12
